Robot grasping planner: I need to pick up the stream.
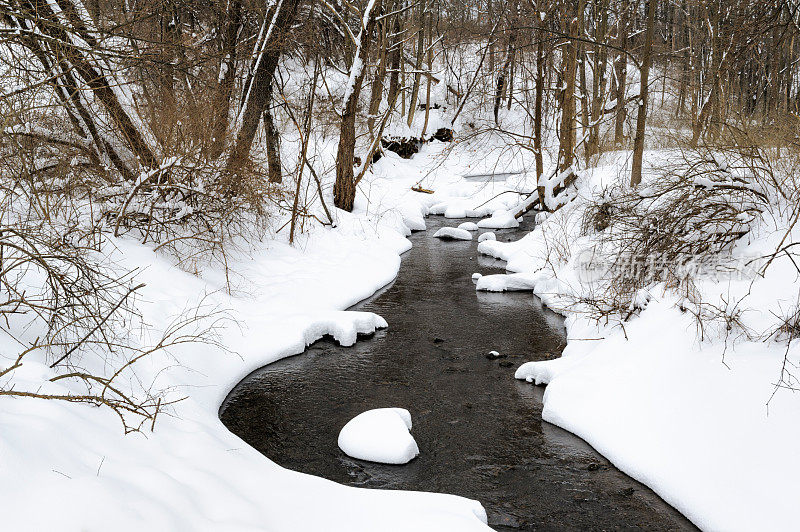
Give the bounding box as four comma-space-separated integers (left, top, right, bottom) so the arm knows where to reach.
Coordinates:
220, 215, 694, 530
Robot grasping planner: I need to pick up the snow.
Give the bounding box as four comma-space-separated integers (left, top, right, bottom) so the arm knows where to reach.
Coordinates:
338, 408, 419, 465
471, 273, 482, 281
477, 209, 519, 229
477, 232, 496, 242
433, 227, 473, 240
458, 221, 479, 231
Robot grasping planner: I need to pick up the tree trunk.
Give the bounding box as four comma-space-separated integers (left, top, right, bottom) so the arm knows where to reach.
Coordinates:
210, 0, 242, 160
225, 0, 302, 186
264, 85, 282, 183
534, 8, 546, 206
630, 0, 657, 187
368, 8, 388, 138
387, 6, 402, 107
333, 0, 382, 212
558, 0, 581, 173
614, 0, 629, 145
588, 0, 609, 159
407, 6, 426, 128
494, 28, 516, 124
422, 14, 434, 137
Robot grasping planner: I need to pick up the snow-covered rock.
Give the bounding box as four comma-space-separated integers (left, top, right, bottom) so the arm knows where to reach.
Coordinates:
477, 232, 496, 242
458, 222, 479, 231
338, 408, 419, 465
477, 209, 520, 229
471, 273, 482, 281
433, 227, 473, 241
444, 205, 468, 218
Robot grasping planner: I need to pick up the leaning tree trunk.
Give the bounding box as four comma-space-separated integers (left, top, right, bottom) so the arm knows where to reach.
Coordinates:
333, 0, 382, 212
5, 0, 162, 180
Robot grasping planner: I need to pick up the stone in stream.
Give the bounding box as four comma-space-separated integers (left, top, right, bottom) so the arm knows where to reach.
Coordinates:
433, 227, 473, 241
485, 350, 507, 359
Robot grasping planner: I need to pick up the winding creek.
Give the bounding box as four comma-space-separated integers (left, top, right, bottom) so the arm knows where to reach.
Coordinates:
220, 215, 694, 531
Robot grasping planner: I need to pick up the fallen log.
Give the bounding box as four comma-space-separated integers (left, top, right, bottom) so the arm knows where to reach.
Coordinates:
512, 169, 578, 218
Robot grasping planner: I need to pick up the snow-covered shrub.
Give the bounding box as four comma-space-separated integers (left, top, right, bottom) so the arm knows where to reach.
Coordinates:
0, 176, 228, 433
578, 147, 768, 320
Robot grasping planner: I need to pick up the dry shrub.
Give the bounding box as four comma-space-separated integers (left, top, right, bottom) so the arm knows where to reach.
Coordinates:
578, 144, 769, 321
0, 117, 231, 433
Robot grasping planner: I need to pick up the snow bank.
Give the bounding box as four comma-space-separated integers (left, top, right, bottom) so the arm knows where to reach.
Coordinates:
338, 408, 419, 465
433, 227, 473, 241
480, 154, 800, 531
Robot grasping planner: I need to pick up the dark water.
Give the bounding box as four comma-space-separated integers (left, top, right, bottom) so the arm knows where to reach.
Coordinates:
220, 216, 694, 531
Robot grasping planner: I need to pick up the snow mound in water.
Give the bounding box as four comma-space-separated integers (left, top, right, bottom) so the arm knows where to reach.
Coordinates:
477, 232, 496, 242
338, 408, 419, 464
433, 227, 473, 240
477, 209, 520, 229
476, 273, 537, 292
472, 273, 482, 281
458, 221, 479, 231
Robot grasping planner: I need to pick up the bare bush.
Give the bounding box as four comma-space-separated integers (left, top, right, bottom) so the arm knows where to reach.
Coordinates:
0, 161, 230, 433
577, 145, 768, 319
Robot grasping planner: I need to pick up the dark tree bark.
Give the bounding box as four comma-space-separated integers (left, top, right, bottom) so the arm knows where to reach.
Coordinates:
558, 0, 581, 173
209, 0, 242, 160
264, 85, 283, 183
367, 7, 388, 137
630, 0, 657, 187
386, 5, 402, 115
614, 0, 629, 145
333, 0, 382, 212
534, 7, 547, 206
494, 13, 516, 125
407, 5, 427, 127
225, 0, 302, 187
